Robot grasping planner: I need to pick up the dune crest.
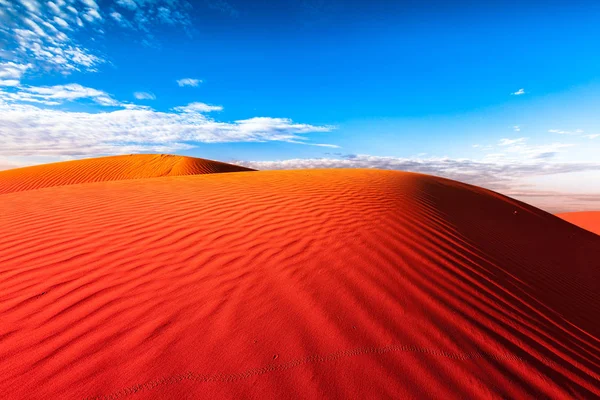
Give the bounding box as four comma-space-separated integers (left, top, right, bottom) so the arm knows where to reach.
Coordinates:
557, 211, 600, 235
0, 168, 599, 399
0, 154, 253, 194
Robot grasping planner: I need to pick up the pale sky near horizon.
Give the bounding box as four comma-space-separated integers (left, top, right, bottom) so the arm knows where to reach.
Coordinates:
1, 0, 599, 212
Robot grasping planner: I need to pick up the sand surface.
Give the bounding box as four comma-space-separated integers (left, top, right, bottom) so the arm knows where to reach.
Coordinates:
0, 154, 253, 194
1, 166, 599, 399
557, 211, 600, 235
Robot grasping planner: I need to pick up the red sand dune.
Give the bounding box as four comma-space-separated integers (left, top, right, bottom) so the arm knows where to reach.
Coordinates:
0, 154, 253, 194
1, 165, 599, 399
557, 211, 600, 236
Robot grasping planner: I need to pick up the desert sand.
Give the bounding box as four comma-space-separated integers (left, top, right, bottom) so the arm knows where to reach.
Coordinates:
0, 156, 599, 399
557, 211, 600, 235
0, 154, 253, 195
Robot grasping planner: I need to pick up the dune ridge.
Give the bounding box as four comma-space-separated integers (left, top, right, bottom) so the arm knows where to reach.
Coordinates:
0, 154, 253, 194
0, 168, 599, 399
557, 211, 600, 235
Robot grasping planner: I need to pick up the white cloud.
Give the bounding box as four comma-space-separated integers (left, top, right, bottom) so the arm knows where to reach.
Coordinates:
116, 0, 137, 10
0, 62, 31, 86
548, 128, 599, 143
81, 0, 99, 9
548, 129, 586, 137
109, 11, 132, 27
1, 0, 196, 74
19, 0, 41, 14
494, 137, 572, 160
133, 91, 156, 100
233, 117, 332, 136
0, 93, 336, 157
0, 84, 121, 106
46, 2, 65, 17
82, 8, 102, 23
110, 11, 123, 21
513, 125, 520, 132
173, 102, 222, 113
53, 16, 69, 28
511, 88, 526, 96
286, 141, 340, 148
0, 80, 20, 87
499, 137, 527, 146
177, 78, 201, 87
1, 0, 105, 74
112, 0, 194, 35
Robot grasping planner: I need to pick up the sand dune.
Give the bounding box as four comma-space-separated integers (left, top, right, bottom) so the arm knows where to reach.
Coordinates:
557, 211, 600, 235
0, 154, 253, 194
1, 166, 599, 399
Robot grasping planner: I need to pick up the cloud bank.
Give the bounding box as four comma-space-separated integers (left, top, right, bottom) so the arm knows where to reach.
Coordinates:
236, 155, 600, 212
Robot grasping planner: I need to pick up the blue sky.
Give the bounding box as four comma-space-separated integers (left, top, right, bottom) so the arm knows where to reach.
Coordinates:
0, 0, 599, 211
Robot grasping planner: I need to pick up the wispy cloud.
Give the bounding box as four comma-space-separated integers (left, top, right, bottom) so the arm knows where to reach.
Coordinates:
548, 128, 599, 139
0, 86, 336, 157
1, 0, 105, 73
173, 102, 222, 113
0, 84, 120, 106
548, 129, 584, 135
133, 91, 156, 100
513, 125, 521, 132
493, 137, 572, 161
115, 0, 137, 10
111, 0, 195, 35
499, 137, 527, 146
286, 141, 340, 148
0, 0, 196, 74
109, 11, 132, 28
511, 88, 526, 96
177, 78, 202, 87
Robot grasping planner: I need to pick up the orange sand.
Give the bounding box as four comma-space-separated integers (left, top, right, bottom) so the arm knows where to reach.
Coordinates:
0, 154, 253, 194
0, 164, 599, 399
556, 211, 600, 235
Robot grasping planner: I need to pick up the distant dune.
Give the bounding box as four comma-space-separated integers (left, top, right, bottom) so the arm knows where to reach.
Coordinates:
556, 211, 600, 235
0, 154, 253, 194
0, 161, 599, 399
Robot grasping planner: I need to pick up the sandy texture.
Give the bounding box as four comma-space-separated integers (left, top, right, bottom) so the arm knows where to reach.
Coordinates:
0, 154, 253, 194
1, 168, 599, 399
557, 211, 600, 235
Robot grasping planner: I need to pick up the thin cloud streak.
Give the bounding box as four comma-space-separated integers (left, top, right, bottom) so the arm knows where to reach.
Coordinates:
177, 78, 202, 87
133, 92, 156, 100
0, 84, 120, 106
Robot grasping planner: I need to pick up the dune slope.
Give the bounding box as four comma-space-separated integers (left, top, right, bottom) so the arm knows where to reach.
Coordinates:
0, 154, 253, 194
557, 211, 600, 235
0, 169, 599, 399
